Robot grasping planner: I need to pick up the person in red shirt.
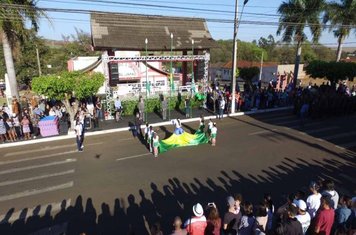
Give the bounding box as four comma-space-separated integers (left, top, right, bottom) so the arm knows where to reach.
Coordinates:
314, 195, 335, 235
184, 203, 207, 235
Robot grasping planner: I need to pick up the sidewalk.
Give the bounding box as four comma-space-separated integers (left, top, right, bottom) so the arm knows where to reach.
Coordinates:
0, 106, 292, 149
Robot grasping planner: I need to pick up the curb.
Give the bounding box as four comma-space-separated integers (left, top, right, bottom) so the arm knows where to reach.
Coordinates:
0, 106, 292, 149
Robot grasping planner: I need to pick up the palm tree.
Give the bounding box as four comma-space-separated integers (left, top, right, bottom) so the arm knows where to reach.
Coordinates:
0, 1, 45, 98
277, 0, 325, 88
323, 0, 356, 62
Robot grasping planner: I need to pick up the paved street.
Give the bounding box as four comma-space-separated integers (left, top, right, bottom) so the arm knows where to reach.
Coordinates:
0, 110, 355, 234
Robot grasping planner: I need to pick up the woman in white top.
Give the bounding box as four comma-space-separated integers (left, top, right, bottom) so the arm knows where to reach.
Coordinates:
306, 181, 322, 218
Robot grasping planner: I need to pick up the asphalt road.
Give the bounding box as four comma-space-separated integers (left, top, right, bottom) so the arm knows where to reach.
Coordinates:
0, 110, 355, 234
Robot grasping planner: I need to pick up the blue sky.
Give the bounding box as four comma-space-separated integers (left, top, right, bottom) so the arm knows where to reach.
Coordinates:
36, 0, 355, 47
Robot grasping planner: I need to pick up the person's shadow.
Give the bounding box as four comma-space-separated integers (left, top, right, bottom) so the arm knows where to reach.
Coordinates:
139, 189, 160, 230
113, 198, 129, 234
127, 194, 149, 235
97, 203, 114, 234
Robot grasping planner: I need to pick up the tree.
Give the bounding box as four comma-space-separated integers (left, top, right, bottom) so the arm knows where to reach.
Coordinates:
16, 30, 49, 85
277, 0, 324, 88
323, 0, 356, 62
32, 71, 105, 131
305, 60, 356, 85
239, 67, 260, 86
0, 0, 46, 98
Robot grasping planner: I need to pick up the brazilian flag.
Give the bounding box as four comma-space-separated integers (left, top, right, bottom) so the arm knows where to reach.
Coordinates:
159, 131, 209, 153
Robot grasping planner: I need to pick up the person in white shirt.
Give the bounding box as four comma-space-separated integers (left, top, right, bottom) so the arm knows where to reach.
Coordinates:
210, 123, 217, 146
152, 132, 160, 158
295, 199, 311, 234
321, 179, 339, 210
74, 120, 83, 152
114, 97, 123, 122
306, 181, 322, 218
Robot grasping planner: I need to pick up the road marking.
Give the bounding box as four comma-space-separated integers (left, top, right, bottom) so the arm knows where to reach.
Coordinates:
0, 159, 76, 175
248, 129, 277, 136
0, 170, 75, 187
0, 151, 77, 165
116, 153, 152, 161
323, 131, 356, 141
4, 142, 103, 157
0, 182, 74, 202
0, 199, 71, 223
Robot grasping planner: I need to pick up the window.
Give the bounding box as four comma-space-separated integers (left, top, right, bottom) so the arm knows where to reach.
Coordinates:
110, 63, 119, 80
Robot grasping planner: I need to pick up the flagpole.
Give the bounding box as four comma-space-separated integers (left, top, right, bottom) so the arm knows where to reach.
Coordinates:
145, 38, 148, 122
169, 33, 173, 121
191, 39, 195, 117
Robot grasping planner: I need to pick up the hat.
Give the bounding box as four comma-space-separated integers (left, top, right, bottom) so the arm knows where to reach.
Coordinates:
192, 203, 204, 217
227, 196, 235, 208
295, 199, 307, 211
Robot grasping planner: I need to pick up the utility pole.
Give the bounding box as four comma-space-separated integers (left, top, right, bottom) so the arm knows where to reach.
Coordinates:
230, 0, 239, 114
36, 46, 42, 76
259, 51, 263, 81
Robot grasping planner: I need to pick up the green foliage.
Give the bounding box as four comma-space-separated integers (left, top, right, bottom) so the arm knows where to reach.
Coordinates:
119, 96, 202, 116
305, 60, 356, 83
32, 71, 104, 100
239, 67, 260, 81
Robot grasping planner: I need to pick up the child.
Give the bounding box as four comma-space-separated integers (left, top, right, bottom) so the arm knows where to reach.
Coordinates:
208, 118, 213, 135
21, 115, 31, 140
12, 114, 22, 139
152, 132, 160, 158
211, 123, 217, 146
6, 117, 17, 142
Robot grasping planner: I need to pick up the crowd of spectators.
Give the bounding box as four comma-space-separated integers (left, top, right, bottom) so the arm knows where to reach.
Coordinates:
154, 179, 355, 235
294, 83, 356, 119
206, 83, 293, 115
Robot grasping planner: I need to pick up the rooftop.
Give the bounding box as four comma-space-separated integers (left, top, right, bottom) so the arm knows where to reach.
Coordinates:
90, 12, 216, 51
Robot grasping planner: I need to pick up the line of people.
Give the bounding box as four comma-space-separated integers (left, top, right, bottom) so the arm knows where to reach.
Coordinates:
159, 179, 355, 235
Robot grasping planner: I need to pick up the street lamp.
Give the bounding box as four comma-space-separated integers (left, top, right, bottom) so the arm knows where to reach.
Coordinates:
191, 39, 195, 117
168, 33, 173, 120
145, 38, 148, 122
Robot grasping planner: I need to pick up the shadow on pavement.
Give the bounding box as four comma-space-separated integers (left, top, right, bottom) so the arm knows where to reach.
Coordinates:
0, 146, 355, 235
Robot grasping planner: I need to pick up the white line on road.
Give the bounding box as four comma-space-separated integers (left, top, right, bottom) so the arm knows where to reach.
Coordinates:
0, 182, 74, 202
248, 129, 277, 136
116, 153, 152, 161
0, 151, 77, 165
0, 170, 75, 187
0, 199, 72, 223
0, 159, 77, 175
4, 142, 103, 157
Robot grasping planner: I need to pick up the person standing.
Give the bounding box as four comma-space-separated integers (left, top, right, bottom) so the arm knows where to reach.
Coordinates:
205, 203, 221, 235
218, 97, 225, 120
210, 123, 217, 146
170, 217, 187, 235
75, 119, 83, 152
138, 97, 145, 122
184, 96, 191, 118
274, 204, 303, 235
223, 196, 242, 235
161, 96, 168, 120
313, 196, 335, 235
114, 96, 123, 122
152, 132, 160, 158
95, 97, 103, 122
21, 115, 31, 140
184, 203, 207, 235
294, 200, 311, 234
306, 181, 322, 219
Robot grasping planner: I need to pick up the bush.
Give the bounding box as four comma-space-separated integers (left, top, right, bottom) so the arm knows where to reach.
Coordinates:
118, 95, 203, 116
